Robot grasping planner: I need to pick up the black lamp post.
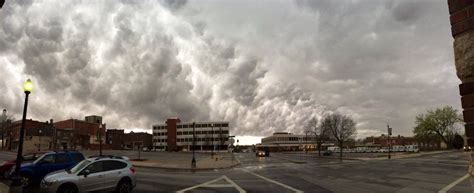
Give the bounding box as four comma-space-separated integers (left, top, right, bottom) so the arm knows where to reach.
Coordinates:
12, 79, 33, 187
191, 121, 196, 168
38, 129, 42, 152
2, 109, 6, 150
98, 124, 103, 156
387, 125, 392, 159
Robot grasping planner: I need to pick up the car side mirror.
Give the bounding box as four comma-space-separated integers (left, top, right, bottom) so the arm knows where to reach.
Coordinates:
81, 170, 90, 177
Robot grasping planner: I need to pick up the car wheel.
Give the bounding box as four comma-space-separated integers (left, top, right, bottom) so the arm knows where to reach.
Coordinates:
2, 170, 9, 179
57, 184, 78, 193
20, 173, 31, 187
116, 180, 132, 193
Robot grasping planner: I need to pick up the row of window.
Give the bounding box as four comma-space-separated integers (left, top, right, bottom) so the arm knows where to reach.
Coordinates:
262, 136, 316, 143
153, 123, 230, 130
177, 130, 229, 135
154, 130, 229, 136
177, 123, 229, 129
155, 132, 168, 136
154, 138, 228, 143
178, 138, 227, 142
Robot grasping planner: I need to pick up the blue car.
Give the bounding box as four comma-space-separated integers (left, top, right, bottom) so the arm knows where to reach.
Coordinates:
13, 150, 85, 187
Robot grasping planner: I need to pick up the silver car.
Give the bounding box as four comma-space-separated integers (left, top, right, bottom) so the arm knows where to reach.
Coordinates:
40, 155, 136, 193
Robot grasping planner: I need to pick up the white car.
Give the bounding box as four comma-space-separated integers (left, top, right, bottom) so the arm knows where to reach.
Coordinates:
41, 155, 136, 193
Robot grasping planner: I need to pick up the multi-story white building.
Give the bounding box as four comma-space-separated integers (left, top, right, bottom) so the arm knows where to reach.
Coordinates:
152, 117, 230, 151
257, 132, 334, 152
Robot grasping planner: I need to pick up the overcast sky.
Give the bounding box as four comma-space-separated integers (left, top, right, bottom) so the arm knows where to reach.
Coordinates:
0, 0, 460, 144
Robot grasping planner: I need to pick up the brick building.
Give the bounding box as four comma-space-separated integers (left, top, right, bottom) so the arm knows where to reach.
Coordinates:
123, 131, 152, 150
54, 116, 106, 150
106, 129, 125, 150
447, 0, 474, 187
363, 135, 443, 150
5, 119, 54, 153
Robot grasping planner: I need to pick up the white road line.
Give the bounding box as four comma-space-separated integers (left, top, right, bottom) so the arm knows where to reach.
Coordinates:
245, 170, 304, 193
438, 174, 469, 193
176, 175, 246, 193
222, 175, 246, 193
203, 184, 235, 188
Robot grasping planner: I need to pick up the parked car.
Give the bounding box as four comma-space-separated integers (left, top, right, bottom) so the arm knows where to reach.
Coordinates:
12, 150, 85, 187
0, 152, 45, 179
323, 150, 332, 156
41, 155, 136, 193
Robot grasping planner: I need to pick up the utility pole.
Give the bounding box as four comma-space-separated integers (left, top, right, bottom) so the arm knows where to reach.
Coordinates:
387, 125, 392, 159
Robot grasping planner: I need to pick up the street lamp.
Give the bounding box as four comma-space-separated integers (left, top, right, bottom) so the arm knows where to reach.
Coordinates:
191, 121, 196, 168
38, 129, 42, 152
387, 125, 392, 159
211, 123, 214, 157
2, 109, 6, 150
98, 124, 103, 156
12, 79, 33, 187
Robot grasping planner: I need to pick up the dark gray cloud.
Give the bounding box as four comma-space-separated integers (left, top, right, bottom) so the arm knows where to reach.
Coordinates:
0, 0, 460, 139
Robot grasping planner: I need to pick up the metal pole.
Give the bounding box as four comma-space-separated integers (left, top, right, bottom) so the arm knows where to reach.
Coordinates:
388, 125, 391, 159
211, 124, 214, 156
305, 132, 308, 154
38, 129, 41, 152
99, 126, 103, 156
2, 109, 5, 150
13, 91, 29, 186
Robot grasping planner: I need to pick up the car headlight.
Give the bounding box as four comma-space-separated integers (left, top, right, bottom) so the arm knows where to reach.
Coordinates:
43, 179, 58, 186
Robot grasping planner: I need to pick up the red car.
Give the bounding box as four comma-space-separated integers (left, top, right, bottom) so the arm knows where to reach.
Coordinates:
0, 152, 45, 178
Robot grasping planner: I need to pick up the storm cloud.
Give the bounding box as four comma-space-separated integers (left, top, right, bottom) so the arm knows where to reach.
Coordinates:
0, 0, 460, 139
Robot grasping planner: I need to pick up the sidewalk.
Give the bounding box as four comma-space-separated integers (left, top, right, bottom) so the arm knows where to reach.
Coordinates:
280, 150, 455, 162
130, 155, 241, 170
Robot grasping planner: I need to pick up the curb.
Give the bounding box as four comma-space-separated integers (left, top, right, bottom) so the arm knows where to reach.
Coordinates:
132, 159, 241, 171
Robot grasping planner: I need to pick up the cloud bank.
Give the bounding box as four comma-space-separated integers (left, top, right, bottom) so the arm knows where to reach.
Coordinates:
0, 0, 460, 138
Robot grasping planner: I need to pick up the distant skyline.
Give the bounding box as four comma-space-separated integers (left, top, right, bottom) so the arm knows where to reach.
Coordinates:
0, 0, 460, 142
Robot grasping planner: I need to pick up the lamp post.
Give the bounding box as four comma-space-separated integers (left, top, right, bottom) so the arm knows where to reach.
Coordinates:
98, 125, 103, 156
387, 125, 392, 159
305, 131, 308, 154
191, 121, 196, 168
2, 109, 6, 150
38, 129, 42, 152
12, 79, 33, 187
211, 123, 214, 157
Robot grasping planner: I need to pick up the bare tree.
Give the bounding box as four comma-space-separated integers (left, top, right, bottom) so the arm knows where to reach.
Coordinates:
1, 110, 15, 150
321, 113, 356, 159
305, 117, 329, 156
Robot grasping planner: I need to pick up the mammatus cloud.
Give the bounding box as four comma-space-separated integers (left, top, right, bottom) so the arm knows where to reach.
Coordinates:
0, 0, 461, 139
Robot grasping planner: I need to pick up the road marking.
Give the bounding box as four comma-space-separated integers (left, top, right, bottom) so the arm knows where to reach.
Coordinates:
244, 170, 304, 193
438, 174, 469, 193
176, 175, 246, 193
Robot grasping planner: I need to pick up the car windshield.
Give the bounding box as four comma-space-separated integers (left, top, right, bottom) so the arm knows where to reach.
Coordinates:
33, 153, 48, 164
68, 160, 91, 174
22, 153, 35, 161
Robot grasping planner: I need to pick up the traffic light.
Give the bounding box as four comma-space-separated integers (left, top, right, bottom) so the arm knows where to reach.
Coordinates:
1, 0, 5, 8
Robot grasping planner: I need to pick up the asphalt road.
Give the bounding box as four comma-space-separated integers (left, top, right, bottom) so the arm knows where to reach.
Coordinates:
0, 151, 470, 193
